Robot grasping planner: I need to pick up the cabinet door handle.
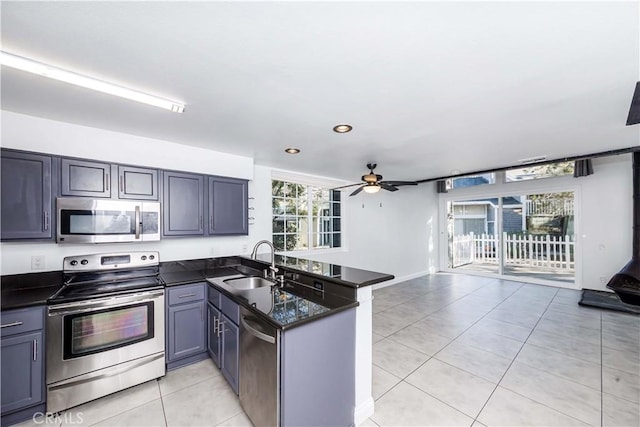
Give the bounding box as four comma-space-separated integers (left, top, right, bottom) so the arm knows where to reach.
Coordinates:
33, 339, 37, 361
105, 173, 110, 191
134, 206, 141, 239
200, 216, 203, 230
0, 321, 23, 329
217, 319, 224, 336
213, 317, 219, 334
120, 175, 124, 192
209, 216, 213, 230
43, 210, 49, 231
178, 293, 195, 298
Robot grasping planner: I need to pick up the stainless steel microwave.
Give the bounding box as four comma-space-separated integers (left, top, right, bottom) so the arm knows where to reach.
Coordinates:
57, 198, 161, 243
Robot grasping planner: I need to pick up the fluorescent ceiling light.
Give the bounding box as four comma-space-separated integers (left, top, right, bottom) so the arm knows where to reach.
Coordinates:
0, 51, 185, 113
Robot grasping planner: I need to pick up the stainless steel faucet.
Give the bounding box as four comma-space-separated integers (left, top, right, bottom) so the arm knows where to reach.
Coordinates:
251, 240, 279, 280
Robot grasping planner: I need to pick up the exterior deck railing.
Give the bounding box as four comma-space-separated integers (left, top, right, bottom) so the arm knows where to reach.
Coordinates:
452, 232, 575, 270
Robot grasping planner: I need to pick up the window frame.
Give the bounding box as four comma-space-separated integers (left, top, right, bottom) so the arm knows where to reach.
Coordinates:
271, 175, 344, 254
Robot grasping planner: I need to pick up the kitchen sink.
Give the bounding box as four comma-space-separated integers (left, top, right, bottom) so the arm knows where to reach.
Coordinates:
224, 276, 274, 290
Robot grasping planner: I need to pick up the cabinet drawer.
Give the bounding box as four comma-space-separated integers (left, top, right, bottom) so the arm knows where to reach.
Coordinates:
220, 294, 239, 325
167, 283, 205, 306
208, 285, 221, 308
0, 306, 44, 337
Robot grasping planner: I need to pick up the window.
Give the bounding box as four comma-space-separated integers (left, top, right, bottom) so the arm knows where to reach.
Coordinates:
447, 173, 495, 190
272, 179, 341, 252
505, 161, 574, 182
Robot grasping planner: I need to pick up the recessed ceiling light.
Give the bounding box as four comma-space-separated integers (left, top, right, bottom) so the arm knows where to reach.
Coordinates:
333, 124, 353, 133
285, 148, 300, 154
0, 51, 186, 113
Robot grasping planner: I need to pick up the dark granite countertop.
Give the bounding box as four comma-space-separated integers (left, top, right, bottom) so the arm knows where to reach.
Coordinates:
1, 253, 392, 311
207, 275, 358, 330
159, 257, 261, 286
251, 253, 394, 288
1, 271, 64, 310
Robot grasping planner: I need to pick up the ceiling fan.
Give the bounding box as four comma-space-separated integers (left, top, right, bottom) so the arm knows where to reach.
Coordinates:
333, 163, 419, 196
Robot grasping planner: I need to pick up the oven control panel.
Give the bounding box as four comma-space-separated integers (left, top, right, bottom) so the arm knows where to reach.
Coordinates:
63, 251, 160, 272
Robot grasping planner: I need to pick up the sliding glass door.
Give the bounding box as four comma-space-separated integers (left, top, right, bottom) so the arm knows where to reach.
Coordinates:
447, 191, 575, 283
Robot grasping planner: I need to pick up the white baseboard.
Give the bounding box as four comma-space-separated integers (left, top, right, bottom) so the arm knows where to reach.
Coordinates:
372, 270, 430, 290
353, 396, 375, 426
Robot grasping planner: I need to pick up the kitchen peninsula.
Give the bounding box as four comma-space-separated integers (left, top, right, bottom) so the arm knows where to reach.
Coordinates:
1, 253, 392, 426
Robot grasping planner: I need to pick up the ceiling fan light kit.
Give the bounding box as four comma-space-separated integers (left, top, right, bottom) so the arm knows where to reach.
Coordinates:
333, 162, 418, 196
363, 184, 381, 194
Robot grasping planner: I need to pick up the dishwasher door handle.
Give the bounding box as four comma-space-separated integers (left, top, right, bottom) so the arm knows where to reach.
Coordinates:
241, 316, 276, 344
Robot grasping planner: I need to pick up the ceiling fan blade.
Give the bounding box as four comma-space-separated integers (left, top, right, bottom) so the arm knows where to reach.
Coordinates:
332, 183, 363, 190
381, 181, 418, 186
349, 186, 365, 196
379, 183, 399, 192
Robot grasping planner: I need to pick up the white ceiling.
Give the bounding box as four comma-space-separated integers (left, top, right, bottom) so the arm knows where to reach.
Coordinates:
1, 1, 639, 182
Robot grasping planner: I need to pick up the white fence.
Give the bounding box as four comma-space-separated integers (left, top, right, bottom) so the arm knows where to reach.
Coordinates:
452, 232, 575, 270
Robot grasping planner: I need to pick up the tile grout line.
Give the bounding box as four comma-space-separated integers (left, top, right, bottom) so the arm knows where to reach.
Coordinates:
470, 286, 559, 425
600, 315, 604, 427
373, 278, 596, 426
371, 279, 502, 407
373, 282, 529, 422
157, 380, 169, 427
375, 279, 516, 342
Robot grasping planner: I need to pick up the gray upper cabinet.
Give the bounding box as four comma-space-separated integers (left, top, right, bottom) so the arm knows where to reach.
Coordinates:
118, 166, 158, 200
1, 150, 53, 240
61, 158, 111, 198
163, 171, 205, 236
208, 177, 248, 235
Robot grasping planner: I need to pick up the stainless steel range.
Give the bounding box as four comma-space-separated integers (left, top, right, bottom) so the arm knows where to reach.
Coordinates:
46, 252, 165, 413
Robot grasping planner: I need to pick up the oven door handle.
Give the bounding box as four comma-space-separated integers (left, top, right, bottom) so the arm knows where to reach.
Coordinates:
48, 290, 164, 316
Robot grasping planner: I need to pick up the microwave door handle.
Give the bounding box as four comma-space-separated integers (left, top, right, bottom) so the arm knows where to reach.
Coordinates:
135, 205, 141, 239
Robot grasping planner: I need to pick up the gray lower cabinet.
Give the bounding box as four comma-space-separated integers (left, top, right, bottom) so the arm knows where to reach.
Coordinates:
207, 285, 239, 394
220, 313, 239, 393
61, 158, 112, 198
166, 284, 207, 370
0, 306, 45, 425
280, 309, 356, 426
208, 177, 248, 235
1, 150, 53, 240
162, 171, 205, 236
117, 165, 158, 200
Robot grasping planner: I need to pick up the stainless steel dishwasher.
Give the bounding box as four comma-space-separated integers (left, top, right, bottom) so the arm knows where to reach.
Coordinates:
239, 307, 280, 427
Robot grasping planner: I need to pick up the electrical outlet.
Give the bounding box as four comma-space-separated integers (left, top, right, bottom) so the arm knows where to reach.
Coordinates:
600, 276, 607, 284
241, 244, 248, 253
31, 255, 45, 270
209, 247, 216, 256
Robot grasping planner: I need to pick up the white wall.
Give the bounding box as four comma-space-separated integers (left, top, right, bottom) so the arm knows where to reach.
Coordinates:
308, 183, 440, 285
579, 154, 633, 291
0, 111, 273, 275
438, 154, 633, 291
1, 111, 254, 179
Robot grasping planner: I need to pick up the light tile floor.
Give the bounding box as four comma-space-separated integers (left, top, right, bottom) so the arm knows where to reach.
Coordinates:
14, 273, 640, 427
